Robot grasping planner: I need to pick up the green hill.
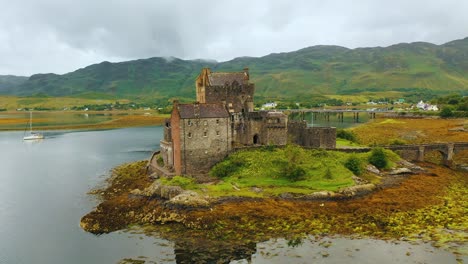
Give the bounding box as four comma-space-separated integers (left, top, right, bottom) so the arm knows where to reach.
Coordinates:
3, 37, 468, 101
0, 75, 28, 92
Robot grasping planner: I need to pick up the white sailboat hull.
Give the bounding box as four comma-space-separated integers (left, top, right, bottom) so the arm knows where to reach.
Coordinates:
23, 133, 44, 140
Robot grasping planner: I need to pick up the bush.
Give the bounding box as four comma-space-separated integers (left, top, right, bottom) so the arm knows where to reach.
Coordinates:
324, 167, 333, 179
344, 155, 363, 175
369, 147, 388, 169
283, 163, 306, 182
336, 129, 358, 143
440, 106, 454, 118
156, 156, 164, 166
210, 156, 245, 178
390, 139, 407, 145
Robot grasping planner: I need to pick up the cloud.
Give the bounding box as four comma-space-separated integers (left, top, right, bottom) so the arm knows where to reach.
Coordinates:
0, 0, 467, 75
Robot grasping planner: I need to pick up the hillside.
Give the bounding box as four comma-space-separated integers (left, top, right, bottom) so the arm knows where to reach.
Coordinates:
3, 37, 468, 101
0, 75, 28, 92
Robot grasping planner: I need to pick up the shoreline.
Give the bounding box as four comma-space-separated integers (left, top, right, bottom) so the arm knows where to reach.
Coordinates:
0, 110, 168, 131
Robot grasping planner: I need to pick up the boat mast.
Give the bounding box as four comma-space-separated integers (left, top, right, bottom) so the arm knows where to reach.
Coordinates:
29, 111, 32, 132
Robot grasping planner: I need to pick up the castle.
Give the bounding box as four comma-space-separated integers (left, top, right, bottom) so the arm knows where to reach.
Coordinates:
151, 68, 336, 176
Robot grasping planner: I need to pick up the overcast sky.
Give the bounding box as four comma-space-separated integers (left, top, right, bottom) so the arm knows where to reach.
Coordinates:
1, 0, 467, 76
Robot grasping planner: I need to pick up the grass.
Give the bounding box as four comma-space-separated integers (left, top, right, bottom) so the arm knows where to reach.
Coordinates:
169, 145, 400, 198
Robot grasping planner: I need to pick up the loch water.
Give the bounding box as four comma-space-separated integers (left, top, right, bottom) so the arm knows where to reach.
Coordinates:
0, 126, 464, 263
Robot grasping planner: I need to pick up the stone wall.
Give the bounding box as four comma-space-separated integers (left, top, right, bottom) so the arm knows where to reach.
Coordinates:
204, 84, 255, 113
287, 121, 336, 148
179, 117, 232, 175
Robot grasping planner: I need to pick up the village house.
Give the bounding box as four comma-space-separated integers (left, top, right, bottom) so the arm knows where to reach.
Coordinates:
151, 68, 336, 176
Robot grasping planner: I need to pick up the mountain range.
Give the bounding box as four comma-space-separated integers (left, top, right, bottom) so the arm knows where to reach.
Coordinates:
1, 37, 467, 102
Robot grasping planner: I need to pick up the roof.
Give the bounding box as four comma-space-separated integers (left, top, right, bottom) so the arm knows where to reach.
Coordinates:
177, 103, 229, 119
208, 72, 246, 86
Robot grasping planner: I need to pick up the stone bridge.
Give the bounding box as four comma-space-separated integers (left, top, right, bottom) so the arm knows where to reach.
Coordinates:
336, 142, 468, 167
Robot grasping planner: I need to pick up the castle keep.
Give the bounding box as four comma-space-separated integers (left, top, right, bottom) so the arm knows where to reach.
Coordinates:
152, 68, 336, 176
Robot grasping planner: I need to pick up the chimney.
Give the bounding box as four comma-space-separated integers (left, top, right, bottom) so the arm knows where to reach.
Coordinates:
194, 102, 200, 118
243, 67, 249, 81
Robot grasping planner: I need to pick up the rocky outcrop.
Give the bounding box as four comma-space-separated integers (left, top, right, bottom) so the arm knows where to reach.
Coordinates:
388, 168, 413, 175
366, 164, 380, 175
352, 176, 370, 185
338, 184, 376, 197
167, 191, 210, 207
130, 180, 183, 199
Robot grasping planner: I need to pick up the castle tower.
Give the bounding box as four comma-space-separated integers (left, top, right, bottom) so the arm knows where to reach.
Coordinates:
195, 67, 255, 113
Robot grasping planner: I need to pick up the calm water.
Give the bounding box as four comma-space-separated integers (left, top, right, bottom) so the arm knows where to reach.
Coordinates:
0, 127, 463, 263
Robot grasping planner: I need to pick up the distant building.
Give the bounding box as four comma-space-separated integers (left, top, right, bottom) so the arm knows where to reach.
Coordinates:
416, 100, 439, 111
151, 68, 336, 176
261, 102, 277, 109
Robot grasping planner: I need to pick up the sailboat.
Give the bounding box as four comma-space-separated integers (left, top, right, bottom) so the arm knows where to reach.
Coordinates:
23, 111, 44, 140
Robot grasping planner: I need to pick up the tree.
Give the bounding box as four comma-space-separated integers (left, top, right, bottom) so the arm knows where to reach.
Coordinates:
345, 155, 363, 175
439, 106, 454, 118
369, 147, 388, 169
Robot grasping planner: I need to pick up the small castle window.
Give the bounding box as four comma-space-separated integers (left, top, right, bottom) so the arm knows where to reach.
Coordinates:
188, 120, 192, 126
203, 131, 207, 137
188, 132, 192, 138
204, 120, 208, 126
216, 119, 219, 124
216, 131, 220, 136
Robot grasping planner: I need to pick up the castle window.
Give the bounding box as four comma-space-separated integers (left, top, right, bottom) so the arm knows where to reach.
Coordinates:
216, 119, 219, 124
188, 132, 192, 138
204, 120, 208, 126
203, 131, 207, 137
188, 120, 192, 126
216, 131, 220, 136
277, 118, 281, 123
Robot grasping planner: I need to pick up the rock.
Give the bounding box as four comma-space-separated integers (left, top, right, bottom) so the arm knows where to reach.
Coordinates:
160, 186, 184, 199
338, 184, 376, 197
279, 192, 294, 199
251, 187, 263, 193
388, 168, 413, 175
305, 191, 344, 199
352, 176, 369, 185
130, 180, 162, 197
366, 164, 380, 175
167, 191, 210, 207
130, 180, 183, 200
397, 160, 423, 171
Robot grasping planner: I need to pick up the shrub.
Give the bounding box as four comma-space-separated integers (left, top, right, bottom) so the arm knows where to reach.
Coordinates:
439, 106, 454, 118
210, 156, 245, 178
390, 139, 407, 145
336, 129, 358, 143
369, 147, 388, 169
283, 163, 306, 182
344, 155, 363, 175
324, 167, 333, 179
156, 156, 164, 166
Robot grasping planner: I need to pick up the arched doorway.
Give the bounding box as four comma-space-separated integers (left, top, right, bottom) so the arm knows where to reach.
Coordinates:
253, 134, 259, 144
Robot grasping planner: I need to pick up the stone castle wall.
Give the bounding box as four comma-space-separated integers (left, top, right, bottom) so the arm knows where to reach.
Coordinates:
287, 121, 336, 148
178, 117, 231, 175
204, 84, 255, 113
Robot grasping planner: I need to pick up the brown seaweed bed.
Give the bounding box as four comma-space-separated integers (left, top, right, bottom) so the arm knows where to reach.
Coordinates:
80, 160, 468, 263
